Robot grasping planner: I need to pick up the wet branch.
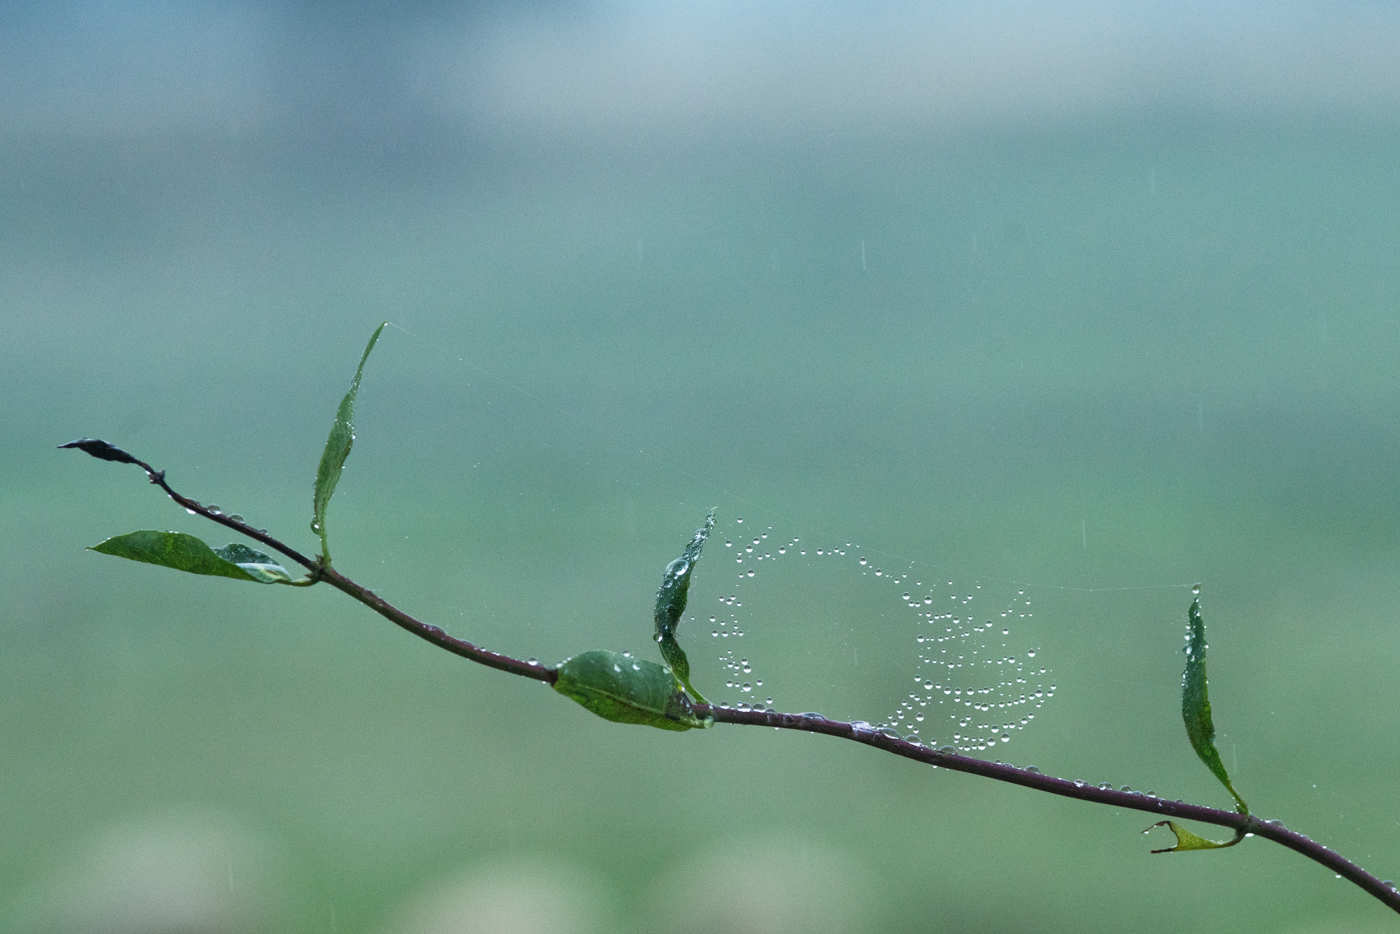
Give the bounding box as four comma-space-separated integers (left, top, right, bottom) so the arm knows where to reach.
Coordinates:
62, 438, 1400, 915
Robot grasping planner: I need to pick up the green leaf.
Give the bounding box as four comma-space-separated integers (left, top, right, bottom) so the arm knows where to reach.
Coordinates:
1182, 591, 1249, 814
91, 531, 294, 584
312, 321, 387, 563
1145, 820, 1246, 853
554, 650, 713, 732
653, 509, 716, 703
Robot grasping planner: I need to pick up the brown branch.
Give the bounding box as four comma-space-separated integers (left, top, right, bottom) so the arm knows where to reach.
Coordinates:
703, 705, 1400, 912
63, 437, 1400, 914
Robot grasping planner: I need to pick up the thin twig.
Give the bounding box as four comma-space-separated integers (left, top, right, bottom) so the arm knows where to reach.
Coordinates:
60, 439, 553, 684
316, 564, 556, 683
704, 706, 1400, 912
64, 438, 1400, 914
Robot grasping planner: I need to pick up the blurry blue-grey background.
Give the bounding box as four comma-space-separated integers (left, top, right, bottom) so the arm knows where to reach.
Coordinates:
4, 2, 1400, 932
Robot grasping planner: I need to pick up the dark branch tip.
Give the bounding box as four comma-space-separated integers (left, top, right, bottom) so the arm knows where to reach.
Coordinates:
59, 438, 140, 465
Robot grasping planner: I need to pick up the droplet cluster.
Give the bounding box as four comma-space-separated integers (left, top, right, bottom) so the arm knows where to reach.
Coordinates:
707, 517, 768, 711
697, 516, 1055, 747
889, 583, 1055, 751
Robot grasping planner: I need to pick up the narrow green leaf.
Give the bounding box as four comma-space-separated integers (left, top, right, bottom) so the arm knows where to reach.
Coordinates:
554, 650, 713, 732
311, 322, 387, 563
653, 509, 716, 703
1145, 820, 1246, 853
1182, 591, 1249, 814
91, 530, 292, 584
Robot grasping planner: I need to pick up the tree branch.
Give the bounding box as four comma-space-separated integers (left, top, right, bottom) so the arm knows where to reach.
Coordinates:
64, 438, 1400, 915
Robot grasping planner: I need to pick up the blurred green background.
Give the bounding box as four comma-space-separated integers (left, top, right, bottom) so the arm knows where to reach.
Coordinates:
4, 3, 1400, 932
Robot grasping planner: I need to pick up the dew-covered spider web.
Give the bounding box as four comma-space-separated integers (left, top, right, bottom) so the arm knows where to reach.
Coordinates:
689, 517, 1057, 753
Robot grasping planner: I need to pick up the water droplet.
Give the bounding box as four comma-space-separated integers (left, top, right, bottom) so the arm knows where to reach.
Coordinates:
1025, 765, 1041, 774
526, 658, 539, 666
1191, 583, 1201, 595
859, 557, 868, 566
228, 514, 244, 523
736, 517, 744, 524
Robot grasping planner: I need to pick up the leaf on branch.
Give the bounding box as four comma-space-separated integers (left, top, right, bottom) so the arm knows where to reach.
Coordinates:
59, 438, 140, 465
1145, 820, 1246, 853
554, 650, 714, 731
312, 322, 387, 563
653, 508, 716, 703
1181, 591, 1249, 813
91, 530, 295, 584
